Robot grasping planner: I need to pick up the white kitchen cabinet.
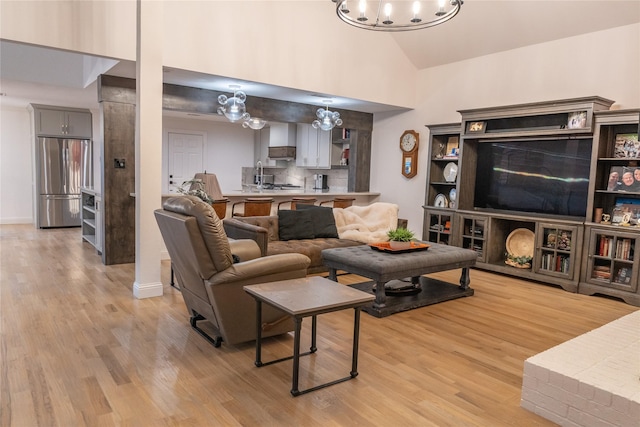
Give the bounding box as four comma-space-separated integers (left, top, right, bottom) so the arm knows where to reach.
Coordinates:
296, 124, 331, 169
254, 127, 277, 166
34, 106, 92, 138
81, 188, 102, 253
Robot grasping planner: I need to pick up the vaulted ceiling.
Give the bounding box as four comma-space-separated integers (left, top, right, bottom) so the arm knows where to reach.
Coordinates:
1, 1, 638, 114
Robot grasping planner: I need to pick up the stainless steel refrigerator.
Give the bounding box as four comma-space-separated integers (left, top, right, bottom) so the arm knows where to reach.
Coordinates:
37, 137, 92, 228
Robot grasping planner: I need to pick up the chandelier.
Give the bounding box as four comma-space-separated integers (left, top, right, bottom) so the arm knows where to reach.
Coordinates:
217, 85, 251, 123
242, 117, 267, 130
312, 100, 343, 131
333, 0, 463, 32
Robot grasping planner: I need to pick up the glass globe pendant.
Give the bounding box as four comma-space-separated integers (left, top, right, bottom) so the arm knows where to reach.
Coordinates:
242, 117, 267, 130
217, 85, 250, 123
312, 101, 343, 131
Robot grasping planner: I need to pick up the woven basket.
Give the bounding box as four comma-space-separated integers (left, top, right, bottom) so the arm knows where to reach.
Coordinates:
506, 228, 535, 258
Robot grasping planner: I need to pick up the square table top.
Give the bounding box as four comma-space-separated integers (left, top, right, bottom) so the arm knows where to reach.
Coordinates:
244, 276, 374, 317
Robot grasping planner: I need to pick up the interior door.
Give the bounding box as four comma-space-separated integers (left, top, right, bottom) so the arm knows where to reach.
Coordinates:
168, 132, 204, 194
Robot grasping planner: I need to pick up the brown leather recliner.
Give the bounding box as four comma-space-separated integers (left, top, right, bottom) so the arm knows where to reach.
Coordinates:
154, 196, 310, 347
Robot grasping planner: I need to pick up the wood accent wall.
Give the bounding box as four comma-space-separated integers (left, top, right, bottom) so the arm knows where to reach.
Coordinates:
98, 76, 136, 265
97, 75, 374, 264
349, 129, 371, 192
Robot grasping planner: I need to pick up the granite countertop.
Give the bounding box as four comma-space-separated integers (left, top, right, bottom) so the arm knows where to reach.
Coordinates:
150, 190, 380, 198
222, 189, 380, 197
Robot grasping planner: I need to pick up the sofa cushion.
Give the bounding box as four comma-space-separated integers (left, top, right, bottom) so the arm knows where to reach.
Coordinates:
267, 238, 362, 273
278, 209, 315, 240
296, 204, 339, 238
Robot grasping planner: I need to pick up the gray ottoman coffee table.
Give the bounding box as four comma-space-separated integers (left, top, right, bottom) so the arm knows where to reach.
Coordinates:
321, 243, 478, 317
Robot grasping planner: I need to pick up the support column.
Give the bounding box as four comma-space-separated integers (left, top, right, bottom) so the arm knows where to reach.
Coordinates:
133, 0, 163, 299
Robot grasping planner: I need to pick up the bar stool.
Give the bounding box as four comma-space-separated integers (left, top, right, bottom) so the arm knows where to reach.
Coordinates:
232, 197, 274, 217
211, 200, 228, 219
277, 197, 317, 210
190, 173, 229, 219
319, 197, 356, 209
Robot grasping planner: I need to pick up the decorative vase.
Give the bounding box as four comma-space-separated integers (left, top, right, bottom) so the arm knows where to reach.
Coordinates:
389, 241, 411, 250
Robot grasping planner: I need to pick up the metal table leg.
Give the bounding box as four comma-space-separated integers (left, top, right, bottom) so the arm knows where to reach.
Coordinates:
291, 317, 303, 396
350, 307, 362, 377
255, 300, 263, 367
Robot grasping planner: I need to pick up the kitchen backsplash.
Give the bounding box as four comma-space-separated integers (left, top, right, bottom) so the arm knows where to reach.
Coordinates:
241, 165, 348, 192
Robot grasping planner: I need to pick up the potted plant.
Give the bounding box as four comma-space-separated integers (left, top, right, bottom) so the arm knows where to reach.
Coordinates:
177, 179, 213, 204
387, 227, 415, 250
505, 253, 532, 269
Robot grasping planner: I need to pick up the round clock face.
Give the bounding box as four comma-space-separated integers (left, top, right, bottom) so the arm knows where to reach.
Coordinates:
401, 133, 416, 152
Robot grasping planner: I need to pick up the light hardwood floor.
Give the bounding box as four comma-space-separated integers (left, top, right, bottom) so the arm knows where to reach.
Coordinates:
1, 224, 637, 426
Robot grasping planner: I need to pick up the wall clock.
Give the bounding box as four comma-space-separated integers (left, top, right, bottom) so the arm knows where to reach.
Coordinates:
400, 130, 419, 179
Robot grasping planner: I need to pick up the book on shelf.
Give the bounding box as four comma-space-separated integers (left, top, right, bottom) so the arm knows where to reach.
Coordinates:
613, 267, 632, 284
597, 236, 615, 257
541, 253, 570, 273
592, 265, 611, 280
614, 238, 634, 261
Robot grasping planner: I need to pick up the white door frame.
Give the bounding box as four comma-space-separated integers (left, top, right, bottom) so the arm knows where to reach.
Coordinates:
165, 130, 206, 194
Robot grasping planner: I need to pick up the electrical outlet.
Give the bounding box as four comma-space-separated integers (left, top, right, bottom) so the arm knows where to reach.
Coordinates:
114, 159, 125, 168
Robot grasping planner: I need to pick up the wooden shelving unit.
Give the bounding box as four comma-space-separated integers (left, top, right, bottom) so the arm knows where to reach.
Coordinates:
423, 98, 640, 302
423, 208, 453, 245
578, 109, 640, 305
424, 123, 460, 209
81, 188, 102, 253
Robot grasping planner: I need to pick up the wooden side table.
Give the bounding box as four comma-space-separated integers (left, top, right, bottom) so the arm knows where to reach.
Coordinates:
244, 276, 374, 396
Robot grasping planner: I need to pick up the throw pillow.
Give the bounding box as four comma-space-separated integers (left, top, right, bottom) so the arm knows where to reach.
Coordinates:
296, 204, 339, 238
278, 209, 315, 241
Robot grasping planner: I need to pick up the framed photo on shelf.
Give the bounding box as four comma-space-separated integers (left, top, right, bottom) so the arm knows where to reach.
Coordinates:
606, 166, 640, 192
467, 121, 486, 133
613, 197, 640, 225
567, 111, 587, 129
607, 166, 624, 191
613, 133, 639, 158
445, 136, 459, 157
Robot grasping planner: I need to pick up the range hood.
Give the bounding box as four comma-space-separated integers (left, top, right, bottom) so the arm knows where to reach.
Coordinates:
267, 122, 297, 159
268, 146, 296, 160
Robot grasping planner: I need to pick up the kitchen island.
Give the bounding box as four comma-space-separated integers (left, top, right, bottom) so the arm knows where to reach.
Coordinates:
220, 190, 380, 217
154, 190, 380, 218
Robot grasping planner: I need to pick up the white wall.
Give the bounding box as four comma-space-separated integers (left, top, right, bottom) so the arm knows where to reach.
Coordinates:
1, 0, 638, 232
371, 24, 640, 236
162, 116, 256, 193
0, 107, 33, 224
0, 0, 417, 110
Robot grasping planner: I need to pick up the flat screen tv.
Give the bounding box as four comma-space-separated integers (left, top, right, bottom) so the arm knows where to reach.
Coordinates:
474, 138, 592, 218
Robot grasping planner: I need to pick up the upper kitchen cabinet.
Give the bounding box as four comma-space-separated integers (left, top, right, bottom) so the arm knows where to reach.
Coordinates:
31, 104, 92, 138
296, 123, 331, 169
267, 122, 296, 161
254, 122, 297, 166
254, 127, 277, 167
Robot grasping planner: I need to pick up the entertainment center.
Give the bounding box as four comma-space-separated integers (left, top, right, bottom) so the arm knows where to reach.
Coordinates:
423, 97, 640, 305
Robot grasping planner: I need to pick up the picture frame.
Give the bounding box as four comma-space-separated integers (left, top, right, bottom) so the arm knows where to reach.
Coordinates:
467, 121, 486, 133
445, 136, 459, 157
606, 166, 640, 192
606, 166, 624, 191
613, 197, 640, 225
567, 111, 587, 129
613, 133, 639, 158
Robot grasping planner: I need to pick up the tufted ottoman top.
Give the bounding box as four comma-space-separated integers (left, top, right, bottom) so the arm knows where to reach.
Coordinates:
321, 243, 477, 282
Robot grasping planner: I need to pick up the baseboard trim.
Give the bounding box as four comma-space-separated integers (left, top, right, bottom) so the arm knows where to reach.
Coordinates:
133, 281, 163, 299
0, 217, 33, 224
